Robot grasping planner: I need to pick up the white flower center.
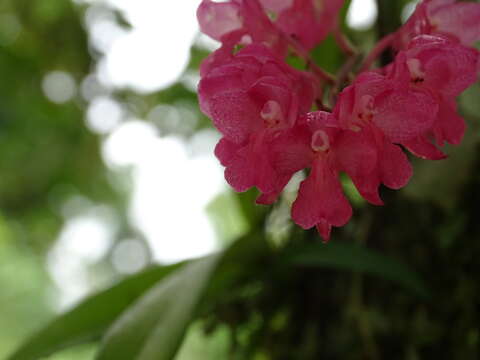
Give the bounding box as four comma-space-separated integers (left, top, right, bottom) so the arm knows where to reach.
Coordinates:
311, 129, 330, 152
407, 58, 425, 83
261, 100, 284, 128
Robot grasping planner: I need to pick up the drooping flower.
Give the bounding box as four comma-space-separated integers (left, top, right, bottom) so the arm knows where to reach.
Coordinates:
292, 155, 352, 241
262, 0, 345, 51
326, 70, 437, 203
335, 71, 438, 146
197, 0, 345, 61
395, 0, 480, 50
198, 44, 315, 200
289, 112, 354, 241
387, 35, 479, 158
196, 0, 244, 42
197, 0, 287, 61
336, 122, 413, 206
269, 109, 401, 240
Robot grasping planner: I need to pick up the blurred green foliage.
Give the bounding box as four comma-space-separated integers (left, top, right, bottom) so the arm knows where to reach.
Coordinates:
0, 0, 104, 357
1, 0, 480, 359
0, 0, 109, 251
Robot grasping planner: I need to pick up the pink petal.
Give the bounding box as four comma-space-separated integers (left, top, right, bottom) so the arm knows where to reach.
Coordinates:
199, 31, 244, 76
209, 90, 261, 143
271, 123, 313, 174
256, 123, 315, 205
373, 87, 438, 143
291, 158, 352, 238
255, 175, 291, 205
274, 0, 344, 50
393, 2, 431, 50
241, 0, 288, 55
316, 220, 332, 243
380, 140, 413, 190
198, 66, 248, 117
248, 76, 292, 118
333, 84, 356, 129
223, 134, 277, 193
403, 135, 447, 160
197, 0, 243, 41
334, 127, 383, 205
432, 98, 465, 146
355, 71, 392, 96
429, 2, 480, 46
351, 175, 383, 205
334, 128, 378, 177
409, 36, 479, 97
256, 191, 281, 205
349, 175, 383, 206
214, 137, 242, 166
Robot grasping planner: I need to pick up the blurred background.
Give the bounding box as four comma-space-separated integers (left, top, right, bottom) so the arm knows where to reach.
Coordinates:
1, 0, 479, 359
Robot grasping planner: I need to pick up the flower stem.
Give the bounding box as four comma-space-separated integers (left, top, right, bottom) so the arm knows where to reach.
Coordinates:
360, 33, 395, 72
329, 53, 360, 105
333, 25, 358, 57
285, 35, 336, 84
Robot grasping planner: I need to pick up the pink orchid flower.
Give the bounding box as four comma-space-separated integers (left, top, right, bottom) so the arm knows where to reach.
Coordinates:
197, 0, 287, 59
289, 112, 353, 241
195, 0, 480, 241
395, 0, 480, 50
331, 75, 415, 205
388, 35, 479, 159
198, 44, 315, 199
197, 0, 344, 58
263, 0, 345, 51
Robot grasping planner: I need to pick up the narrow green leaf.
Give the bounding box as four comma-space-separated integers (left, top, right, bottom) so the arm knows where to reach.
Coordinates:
96, 254, 221, 360
288, 243, 429, 299
7, 262, 185, 360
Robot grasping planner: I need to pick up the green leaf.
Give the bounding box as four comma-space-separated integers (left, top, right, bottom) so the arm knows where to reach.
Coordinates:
7, 262, 185, 360
96, 254, 221, 360
8, 232, 269, 360
287, 243, 429, 299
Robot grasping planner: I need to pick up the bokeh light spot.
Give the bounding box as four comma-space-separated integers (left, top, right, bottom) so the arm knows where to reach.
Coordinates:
347, 0, 378, 30
86, 96, 124, 134
111, 239, 149, 274
42, 71, 77, 104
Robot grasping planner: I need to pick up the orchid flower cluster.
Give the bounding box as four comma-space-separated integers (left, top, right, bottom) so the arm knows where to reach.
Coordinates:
197, 0, 480, 241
